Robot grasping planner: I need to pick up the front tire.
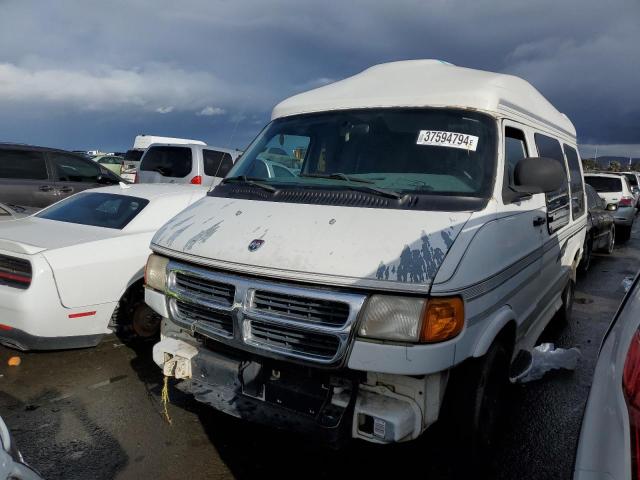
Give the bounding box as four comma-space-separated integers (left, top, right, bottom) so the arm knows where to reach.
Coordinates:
559, 279, 575, 323
603, 225, 615, 254
443, 339, 511, 470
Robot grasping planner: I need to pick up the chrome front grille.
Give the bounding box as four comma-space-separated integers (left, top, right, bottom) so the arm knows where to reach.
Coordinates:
175, 272, 235, 306
248, 320, 341, 361
252, 290, 349, 327
174, 300, 234, 337
165, 261, 366, 365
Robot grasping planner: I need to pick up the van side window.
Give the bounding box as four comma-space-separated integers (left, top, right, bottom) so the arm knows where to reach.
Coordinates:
563, 145, 585, 219
203, 150, 234, 178
504, 128, 528, 184
0, 150, 48, 180
534, 133, 570, 233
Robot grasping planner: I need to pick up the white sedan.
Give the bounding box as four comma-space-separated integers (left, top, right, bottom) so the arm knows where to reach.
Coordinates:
0, 184, 206, 350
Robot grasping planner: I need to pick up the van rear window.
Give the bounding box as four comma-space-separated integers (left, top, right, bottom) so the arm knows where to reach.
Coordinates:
141, 146, 192, 178
584, 176, 622, 193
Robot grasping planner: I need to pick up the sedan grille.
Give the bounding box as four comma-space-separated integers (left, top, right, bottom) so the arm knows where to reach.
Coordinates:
0, 254, 32, 290
249, 319, 340, 360
175, 271, 235, 306
252, 290, 349, 327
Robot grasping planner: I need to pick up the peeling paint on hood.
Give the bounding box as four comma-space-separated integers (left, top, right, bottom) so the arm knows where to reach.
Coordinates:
152, 197, 471, 292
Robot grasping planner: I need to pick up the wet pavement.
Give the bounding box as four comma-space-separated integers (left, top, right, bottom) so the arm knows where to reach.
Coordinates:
1, 224, 638, 479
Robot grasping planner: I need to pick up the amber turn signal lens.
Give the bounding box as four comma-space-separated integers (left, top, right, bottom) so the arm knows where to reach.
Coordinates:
419, 297, 464, 343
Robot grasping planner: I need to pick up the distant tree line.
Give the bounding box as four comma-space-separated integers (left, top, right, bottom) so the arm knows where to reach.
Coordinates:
582, 158, 640, 172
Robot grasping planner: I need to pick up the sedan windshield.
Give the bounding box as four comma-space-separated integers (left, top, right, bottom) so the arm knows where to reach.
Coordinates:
37, 192, 149, 229
225, 108, 497, 204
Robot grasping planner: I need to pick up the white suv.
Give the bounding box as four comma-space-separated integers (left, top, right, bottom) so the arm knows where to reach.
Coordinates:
137, 143, 240, 188
584, 172, 636, 242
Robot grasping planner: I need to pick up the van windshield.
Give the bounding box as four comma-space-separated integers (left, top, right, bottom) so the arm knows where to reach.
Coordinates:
221, 108, 497, 209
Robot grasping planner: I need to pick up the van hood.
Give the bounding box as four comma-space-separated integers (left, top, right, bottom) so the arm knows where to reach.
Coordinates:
151, 197, 472, 292
0, 217, 120, 255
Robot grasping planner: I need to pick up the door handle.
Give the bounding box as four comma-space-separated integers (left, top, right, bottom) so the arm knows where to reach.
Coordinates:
533, 216, 547, 227
39, 185, 54, 192
58, 187, 74, 193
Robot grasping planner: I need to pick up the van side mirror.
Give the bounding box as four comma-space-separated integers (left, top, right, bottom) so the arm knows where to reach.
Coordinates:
514, 157, 565, 194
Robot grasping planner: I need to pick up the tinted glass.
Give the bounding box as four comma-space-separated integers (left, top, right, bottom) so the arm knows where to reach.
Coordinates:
140, 147, 192, 178
203, 150, 234, 177
52, 153, 101, 183
272, 164, 296, 178
228, 108, 498, 198
624, 173, 638, 186
535, 133, 570, 233
0, 150, 48, 180
563, 144, 585, 218
37, 192, 149, 229
124, 150, 144, 162
584, 175, 622, 193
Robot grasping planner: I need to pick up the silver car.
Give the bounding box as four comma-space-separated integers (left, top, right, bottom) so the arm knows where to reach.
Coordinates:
574, 274, 640, 480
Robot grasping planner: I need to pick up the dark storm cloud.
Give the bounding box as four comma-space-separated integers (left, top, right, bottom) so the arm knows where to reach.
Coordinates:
0, 0, 638, 151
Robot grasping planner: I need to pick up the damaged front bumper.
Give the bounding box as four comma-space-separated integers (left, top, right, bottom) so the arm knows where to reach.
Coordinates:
154, 331, 445, 444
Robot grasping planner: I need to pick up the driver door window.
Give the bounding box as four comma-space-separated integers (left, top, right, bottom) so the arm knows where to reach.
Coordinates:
503, 127, 528, 201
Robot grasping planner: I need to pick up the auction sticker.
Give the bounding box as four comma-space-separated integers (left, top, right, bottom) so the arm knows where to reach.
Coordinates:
416, 130, 479, 151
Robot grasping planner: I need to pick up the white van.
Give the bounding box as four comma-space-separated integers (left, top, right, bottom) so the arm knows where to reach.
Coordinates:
137, 143, 240, 187
144, 60, 586, 450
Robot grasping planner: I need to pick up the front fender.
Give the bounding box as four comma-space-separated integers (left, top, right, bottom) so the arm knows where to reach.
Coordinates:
471, 306, 516, 358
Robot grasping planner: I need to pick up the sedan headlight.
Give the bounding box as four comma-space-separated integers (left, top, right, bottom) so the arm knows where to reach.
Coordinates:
358, 295, 464, 343
145, 254, 169, 292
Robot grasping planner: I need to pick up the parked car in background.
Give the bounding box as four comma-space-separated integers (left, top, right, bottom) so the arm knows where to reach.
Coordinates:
620, 171, 640, 207
122, 135, 206, 183
137, 143, 240, 187
146, 60, 586, 454
0, 144, 122, 209
580, 184, 616, 272
574, 273, 640, 480
0, 416, 42, 480
93, 154, 125, 176
0, 184, 206, 351
584, 173, 635, 242
245, 157, 298, 179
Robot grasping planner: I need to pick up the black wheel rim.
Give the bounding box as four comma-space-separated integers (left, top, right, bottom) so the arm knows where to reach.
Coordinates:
132, 304, 161, 338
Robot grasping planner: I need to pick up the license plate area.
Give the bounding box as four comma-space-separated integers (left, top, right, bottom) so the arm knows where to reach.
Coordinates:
241, 361, 331, 417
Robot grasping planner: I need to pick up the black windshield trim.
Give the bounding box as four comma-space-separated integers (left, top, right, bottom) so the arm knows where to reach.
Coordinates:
209, 183, 486, 211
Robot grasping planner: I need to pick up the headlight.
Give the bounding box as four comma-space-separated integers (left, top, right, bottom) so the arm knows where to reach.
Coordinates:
145, 254, 169, 292
358, 295, 464, 343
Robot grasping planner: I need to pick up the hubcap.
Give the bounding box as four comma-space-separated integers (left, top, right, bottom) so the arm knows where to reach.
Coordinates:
132, 304, 161, 338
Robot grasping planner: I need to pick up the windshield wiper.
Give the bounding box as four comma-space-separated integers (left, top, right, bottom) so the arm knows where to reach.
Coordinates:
299, 172, 375, 184
221, 176, 278, 193
345, 185, 405, 200
299, 172, 403, 199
